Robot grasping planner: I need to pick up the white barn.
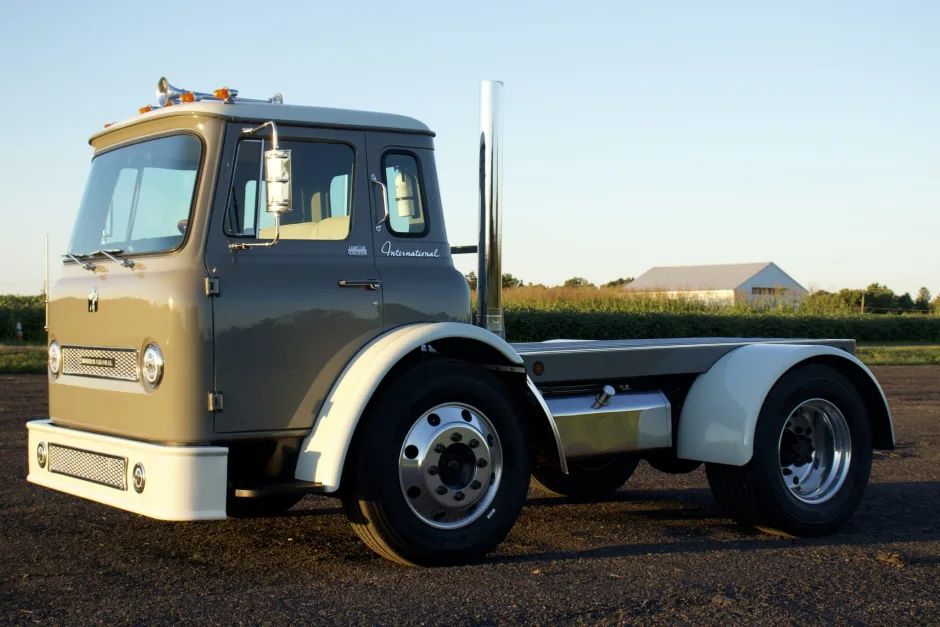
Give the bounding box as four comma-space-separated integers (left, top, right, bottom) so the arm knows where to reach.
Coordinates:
625, 262, 808, 306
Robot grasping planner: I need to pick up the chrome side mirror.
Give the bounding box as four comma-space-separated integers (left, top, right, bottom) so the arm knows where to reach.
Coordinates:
229, 121, 292, 252
264, 148, 292, 213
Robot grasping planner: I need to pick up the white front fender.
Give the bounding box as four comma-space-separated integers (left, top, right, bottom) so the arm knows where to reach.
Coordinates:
677, 343, 893, 466
294, 322, 522, 491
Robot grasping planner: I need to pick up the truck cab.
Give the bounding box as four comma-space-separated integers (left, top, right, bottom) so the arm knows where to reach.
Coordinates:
28, 79, 894, 566
42, 94, 470, 487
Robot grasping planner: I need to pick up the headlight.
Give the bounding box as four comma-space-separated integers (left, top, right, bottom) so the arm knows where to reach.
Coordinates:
48, 341, 61, 377
141, 344, 164, 390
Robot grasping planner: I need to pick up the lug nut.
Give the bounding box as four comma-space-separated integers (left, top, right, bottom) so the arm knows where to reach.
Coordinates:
477, 458, 488, 468
451, 432, 462, 442
436, 485, 448, 495
454, 491, 465, 501
428, 465, 439, 475
434, 444, 445, 454
470, 480, 482, 490
469, 439, 479, 448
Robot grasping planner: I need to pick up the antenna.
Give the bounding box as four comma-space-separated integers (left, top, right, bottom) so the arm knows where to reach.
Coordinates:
44, 234, 49, 333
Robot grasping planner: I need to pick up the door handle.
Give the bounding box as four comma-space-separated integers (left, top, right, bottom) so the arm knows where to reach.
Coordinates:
338, 279, 382, 290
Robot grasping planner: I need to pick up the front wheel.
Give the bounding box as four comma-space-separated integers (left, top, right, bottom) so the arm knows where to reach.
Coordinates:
706, 363, 872, 536
342, 358, 532, 566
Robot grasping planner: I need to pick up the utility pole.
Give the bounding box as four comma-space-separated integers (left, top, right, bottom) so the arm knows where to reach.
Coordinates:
860, 292, 865, 315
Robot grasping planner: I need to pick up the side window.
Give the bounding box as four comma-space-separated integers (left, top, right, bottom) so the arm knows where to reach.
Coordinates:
225, 139, 354, 241
383, 153, 427, 236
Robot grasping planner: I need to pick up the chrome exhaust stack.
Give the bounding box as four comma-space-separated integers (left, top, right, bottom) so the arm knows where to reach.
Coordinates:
477, 80, 504, 338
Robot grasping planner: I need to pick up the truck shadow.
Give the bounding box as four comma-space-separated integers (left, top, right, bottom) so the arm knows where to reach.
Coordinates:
499, 480, 940, 566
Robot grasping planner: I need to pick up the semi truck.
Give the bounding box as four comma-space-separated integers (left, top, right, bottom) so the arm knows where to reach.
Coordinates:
26, 78, 894, 566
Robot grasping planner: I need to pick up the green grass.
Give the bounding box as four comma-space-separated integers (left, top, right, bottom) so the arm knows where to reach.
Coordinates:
856, 344, 940, 366
0, 345, 45, 374
1, 343, 936, 375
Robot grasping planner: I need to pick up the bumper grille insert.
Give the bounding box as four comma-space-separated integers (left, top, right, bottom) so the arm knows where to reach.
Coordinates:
47, 443, 128, 491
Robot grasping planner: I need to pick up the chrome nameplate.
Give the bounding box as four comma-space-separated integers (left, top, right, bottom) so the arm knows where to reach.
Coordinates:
381, 241, 441, 258
79, 356, 116, 368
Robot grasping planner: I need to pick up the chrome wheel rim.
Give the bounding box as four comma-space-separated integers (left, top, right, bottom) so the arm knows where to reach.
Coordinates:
398, 403, 503, 530
778, 398, 852, 504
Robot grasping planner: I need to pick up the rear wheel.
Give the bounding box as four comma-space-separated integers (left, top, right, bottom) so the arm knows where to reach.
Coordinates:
706, 364, 872, 536
533, 454, 640, 500
342, 358, 531, 566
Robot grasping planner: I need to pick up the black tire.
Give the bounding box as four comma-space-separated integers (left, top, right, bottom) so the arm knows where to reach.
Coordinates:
533, 454, 640, 500
341, 358, 532, 566
644, 452, 703, 475
226, 494, 304, 518
706, 363, 872, 537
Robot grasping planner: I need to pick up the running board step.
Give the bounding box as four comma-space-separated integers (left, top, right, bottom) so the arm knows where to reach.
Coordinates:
233, 480, 324, 499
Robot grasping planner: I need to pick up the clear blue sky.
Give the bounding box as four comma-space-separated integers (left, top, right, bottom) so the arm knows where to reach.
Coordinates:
1, 0, 937, 296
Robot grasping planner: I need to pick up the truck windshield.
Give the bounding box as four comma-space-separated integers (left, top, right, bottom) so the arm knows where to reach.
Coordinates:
68, 134, 202, 257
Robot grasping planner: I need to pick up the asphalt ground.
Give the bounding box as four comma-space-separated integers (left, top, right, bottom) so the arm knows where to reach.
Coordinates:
2, 367, 938, 625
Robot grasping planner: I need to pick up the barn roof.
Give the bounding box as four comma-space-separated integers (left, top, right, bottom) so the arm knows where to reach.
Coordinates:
626, 262, 795, 292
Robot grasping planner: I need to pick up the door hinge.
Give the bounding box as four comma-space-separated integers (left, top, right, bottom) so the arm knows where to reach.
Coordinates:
205, 277, 220, 296
208, 391, 224, 412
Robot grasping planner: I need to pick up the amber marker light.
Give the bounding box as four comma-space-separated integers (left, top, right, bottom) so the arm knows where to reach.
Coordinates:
138, 105, 152, 114
181, 92, 196, 103
213, 87, 231, 101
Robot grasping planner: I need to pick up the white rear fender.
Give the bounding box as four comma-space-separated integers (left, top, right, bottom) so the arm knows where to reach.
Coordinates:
677, 343, 894, 466
294, 322, 524, 491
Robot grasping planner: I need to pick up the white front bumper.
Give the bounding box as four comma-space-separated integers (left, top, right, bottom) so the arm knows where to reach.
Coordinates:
27, 419, 228, 521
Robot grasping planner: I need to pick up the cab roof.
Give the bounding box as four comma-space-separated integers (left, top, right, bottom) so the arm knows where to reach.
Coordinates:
90, 100, 434, 143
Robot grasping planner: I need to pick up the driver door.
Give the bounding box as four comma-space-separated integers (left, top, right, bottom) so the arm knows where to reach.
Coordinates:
205, 123, 383, 434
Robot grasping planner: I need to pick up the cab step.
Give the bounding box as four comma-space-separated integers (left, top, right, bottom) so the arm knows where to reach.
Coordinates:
233, 480, 324, 499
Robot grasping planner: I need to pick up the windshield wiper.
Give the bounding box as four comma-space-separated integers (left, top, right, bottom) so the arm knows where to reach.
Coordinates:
63, 252, 96, 271
91, 248, 135, 269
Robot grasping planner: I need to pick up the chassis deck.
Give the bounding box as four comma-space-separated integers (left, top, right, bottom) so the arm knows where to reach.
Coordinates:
513, 338, 856, 385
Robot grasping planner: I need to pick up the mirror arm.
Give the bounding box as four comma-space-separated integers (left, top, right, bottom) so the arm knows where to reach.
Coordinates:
370, 174, 389, 231
229, 213, 282, 252
241, 120, 279, 149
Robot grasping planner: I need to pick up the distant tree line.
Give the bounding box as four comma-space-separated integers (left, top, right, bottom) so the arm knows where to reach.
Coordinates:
806, 284, 938, 315
465, 272, 634, 290
464, 274, 939, 315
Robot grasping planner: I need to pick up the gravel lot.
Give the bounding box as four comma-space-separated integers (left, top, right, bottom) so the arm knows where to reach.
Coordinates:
2, 367, 938, 624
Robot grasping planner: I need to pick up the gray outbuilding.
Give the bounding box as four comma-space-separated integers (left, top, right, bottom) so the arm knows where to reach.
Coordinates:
625, 262, 808, 306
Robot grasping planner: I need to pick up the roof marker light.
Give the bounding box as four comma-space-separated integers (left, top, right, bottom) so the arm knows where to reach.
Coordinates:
181, 92, 196, 103
138, 105, 152, 114
213, 87, 232, 102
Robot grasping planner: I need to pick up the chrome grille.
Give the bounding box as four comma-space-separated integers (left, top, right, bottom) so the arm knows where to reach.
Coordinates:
47, 443, 127, 491
62, 346, 139, 381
